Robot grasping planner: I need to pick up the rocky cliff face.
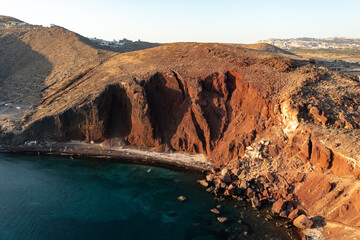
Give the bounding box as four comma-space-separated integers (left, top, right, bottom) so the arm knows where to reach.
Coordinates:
5, 42, 358, 171
1, 22, 360, 239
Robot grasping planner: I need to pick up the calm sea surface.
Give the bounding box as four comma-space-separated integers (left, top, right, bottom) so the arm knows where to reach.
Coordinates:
0, 153, 298, 240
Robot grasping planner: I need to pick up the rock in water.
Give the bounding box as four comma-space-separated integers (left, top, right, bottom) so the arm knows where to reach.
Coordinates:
211, 208, 220, 214
251, 197, 261, 209
206, 174, 215, 182
217, 217, 228, 223
206, 186, 215, 192
177, 196, 187, 201
198, 179, 209, 187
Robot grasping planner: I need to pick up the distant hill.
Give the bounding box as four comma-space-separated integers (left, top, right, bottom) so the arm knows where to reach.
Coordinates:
0, 16, 161, 105
235, 43, 295, 56
0, 23, 115, 105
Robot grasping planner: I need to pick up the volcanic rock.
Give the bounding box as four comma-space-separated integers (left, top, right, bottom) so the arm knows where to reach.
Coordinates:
265, 172, 275, 183
288, 209, 305, 220
293, 215, 313, 229
222, 174, 233, 184
206, 174, 215, 182
251, 197, 261, 209
217, 217, 228, 223
177, 196, 187, 201
198, 179, 209, 187
221, 168, 230, 176
211, 208, 220, 214
272, 199, 287, 214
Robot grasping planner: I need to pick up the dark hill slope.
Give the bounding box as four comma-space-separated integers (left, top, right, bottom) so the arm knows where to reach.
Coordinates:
0, 24, 115, 105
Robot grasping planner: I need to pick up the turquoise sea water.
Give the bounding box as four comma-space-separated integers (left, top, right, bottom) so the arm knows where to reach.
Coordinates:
0, 153, 298, 240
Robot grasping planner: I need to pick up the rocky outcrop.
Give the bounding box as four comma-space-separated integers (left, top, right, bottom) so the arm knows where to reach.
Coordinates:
16, 68, 279, 164
0, 22, 360, 239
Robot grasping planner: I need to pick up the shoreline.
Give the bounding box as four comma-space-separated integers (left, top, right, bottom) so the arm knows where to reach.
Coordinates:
0, 141, 306, 239
0, 141, 213, 171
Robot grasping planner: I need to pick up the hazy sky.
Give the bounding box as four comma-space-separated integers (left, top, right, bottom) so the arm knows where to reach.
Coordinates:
1, 0, 359, 43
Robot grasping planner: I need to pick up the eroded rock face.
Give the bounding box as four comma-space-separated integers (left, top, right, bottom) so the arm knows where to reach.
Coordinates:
0, 41, 358, 177
14, 68, 277, 165
1, 42, 358, 174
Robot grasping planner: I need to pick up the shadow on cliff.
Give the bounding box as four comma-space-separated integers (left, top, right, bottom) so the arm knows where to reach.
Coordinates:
144, 72, 191, 144
96, 85, 132, 140
0, 35, 53, 104
15, 84, 133, 145
198, 72, 236, 148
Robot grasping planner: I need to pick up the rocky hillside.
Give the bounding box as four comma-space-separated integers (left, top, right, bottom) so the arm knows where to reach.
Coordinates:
0, 17, 360, 239
0, 23, 115, 105
0, 15, 26, 25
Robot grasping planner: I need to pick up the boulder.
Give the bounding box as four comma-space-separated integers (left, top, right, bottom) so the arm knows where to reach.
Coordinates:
214, 178, 225, 188
177, 196, 187, 201
222, 174, 232, 184
211, 208, 220, 214
286, 200, 297, 212
265, 172, 275, 183
246, 188, 255, 198
206, 174, 215, 182
262, 189, 270, 198
206, 186, 215, 192
210, 167, 220, 174
217, 217, 228, 223
279, 210, 289, 218
224, 184, 236, 196
288, 208, 305, 220
220, 182, 227, 189
272, 199, 287, 214
221, 168, 230, 176
198, 179, 209, 187
293, 215, 313, 229
239, 180, 248, 189
251, 197, 261, 209
233, 168, 242, 176
213, 187, 220, 195
239, 170, 248, 179
285, 193, 296, 201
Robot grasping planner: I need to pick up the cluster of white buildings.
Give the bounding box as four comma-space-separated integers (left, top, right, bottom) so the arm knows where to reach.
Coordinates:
88, 37, 128, 46
259, 37, 360, 50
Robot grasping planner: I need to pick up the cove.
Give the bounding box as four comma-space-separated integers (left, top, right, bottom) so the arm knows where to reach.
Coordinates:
0, 153, 298, 240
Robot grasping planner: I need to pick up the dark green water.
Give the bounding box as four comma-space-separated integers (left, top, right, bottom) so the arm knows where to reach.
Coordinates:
0, 153, 298, 240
